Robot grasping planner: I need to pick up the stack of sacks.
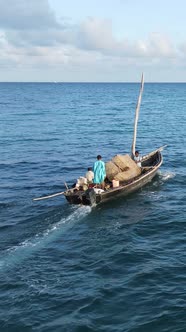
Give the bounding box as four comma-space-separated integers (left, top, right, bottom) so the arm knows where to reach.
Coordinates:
106, 154, 141, 182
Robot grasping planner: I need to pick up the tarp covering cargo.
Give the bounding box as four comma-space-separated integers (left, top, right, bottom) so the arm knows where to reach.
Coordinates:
106, 154, 141, 182
105, 161, 119, 180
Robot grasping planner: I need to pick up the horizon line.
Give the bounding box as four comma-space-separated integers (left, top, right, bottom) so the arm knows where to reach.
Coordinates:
0, 81, 186, 84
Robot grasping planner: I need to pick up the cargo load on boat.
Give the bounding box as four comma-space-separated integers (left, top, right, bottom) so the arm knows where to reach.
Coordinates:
105, 154, 141, 182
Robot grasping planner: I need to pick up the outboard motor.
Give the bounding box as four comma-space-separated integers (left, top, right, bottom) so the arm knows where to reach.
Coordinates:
85, 188, 97, 206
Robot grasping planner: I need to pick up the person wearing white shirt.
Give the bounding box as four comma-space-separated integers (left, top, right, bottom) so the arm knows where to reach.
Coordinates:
134, 151, 142, 167
85, 167, 94, 184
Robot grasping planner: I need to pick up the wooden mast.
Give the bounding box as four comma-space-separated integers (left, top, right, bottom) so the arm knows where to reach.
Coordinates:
131, 73, 144, 158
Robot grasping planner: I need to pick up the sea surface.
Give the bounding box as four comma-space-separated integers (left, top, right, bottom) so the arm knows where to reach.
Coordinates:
0, 82, 185, 332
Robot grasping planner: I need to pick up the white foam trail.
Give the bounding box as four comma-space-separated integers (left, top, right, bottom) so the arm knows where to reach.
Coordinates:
0, 205, 92, 270
159, 170, 176, 182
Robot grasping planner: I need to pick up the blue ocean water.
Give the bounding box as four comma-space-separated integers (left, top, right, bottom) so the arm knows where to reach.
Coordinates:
0, 82, 185, 332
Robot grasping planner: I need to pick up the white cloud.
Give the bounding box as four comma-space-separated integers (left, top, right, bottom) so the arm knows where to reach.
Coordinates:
0, 1, 185, 81
77, 17, 115, 51
70, 18, 177, 60
0, 0, 60, 30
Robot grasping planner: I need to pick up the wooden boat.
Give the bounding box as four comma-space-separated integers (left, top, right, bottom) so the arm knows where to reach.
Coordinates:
63, 148, 163, 206
33, 74, 165, 206
63, 74, 165, 206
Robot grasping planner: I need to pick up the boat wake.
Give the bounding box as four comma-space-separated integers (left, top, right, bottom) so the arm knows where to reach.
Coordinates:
0, 205, 91, 271
159, 170, 176, 182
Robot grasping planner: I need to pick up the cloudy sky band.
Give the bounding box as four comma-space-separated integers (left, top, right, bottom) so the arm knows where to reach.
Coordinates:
0, 0, 186, 81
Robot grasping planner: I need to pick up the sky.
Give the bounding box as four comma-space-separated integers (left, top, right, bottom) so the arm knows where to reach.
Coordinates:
1, 0, 186, 82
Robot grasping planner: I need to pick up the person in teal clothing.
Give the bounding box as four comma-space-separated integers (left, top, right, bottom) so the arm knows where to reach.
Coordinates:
93, 155, 106, 189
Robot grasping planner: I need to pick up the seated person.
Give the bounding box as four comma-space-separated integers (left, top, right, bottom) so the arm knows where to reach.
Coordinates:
85, 167, 94, 184
134, 151, 142, 167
